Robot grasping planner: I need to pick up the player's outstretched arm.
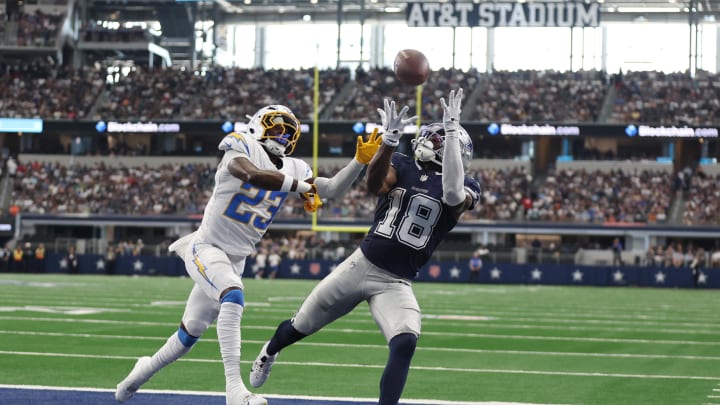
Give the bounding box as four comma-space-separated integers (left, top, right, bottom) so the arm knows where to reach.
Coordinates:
366, 142, 396, 195
367, 98, 412, 194
311, 128, 382, 200
440, 89, 472, 215
228, 156, 314, 194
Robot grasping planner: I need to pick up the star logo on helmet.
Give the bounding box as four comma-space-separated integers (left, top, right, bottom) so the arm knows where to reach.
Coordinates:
419, 174, 428, 182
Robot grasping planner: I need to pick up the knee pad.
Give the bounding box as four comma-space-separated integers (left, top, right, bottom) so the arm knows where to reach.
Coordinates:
177, 326, 200, 348
389, 333, 417, 356
221, 288, 245, 306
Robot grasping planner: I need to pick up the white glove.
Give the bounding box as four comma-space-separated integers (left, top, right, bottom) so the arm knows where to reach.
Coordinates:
376, 99, 416, 147
440, 88, 463, 135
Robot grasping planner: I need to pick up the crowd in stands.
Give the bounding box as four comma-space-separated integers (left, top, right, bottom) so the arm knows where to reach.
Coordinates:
15, 10, 62, 46
10, 159, 214, 215
0, 63, 105, 119
331, 67, 479, 122
682, 168, 720, 225
4, 60, 720, 127
1, 10, 63, 47
92, 66, 350, 122
527, 168, 672, 223
609, 70, 720, 126
8, 156, 682, 225
474, 70, 608, 123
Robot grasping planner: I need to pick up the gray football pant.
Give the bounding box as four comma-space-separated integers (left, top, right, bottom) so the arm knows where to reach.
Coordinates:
292, 248, 421, 343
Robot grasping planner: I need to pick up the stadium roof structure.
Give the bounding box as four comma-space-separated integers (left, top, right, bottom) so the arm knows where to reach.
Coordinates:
87, 0, 720, 24
209, 0, 719, 24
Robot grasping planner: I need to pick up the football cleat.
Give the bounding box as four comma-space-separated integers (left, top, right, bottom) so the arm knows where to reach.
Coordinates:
227, 391, 268, 405
249, 341, 278, 388
115, 356, 153, 403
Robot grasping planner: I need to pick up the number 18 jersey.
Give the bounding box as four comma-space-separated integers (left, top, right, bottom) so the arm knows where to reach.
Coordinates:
360, 153, 470, 280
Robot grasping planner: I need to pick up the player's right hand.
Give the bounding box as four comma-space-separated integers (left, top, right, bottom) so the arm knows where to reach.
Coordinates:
302, 184, 323, 213
376, 99, 416, 147
354, 128, 382, 164
440, 88, 463, 134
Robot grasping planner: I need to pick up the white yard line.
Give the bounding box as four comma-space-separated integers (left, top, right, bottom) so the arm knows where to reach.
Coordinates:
3, 317, 720, 345
4, 330, 720, 362
1, 350, 719, 381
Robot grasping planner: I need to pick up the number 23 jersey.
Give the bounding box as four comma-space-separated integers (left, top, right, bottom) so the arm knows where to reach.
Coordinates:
360, 153, 473, 280
195, 132, 312, 257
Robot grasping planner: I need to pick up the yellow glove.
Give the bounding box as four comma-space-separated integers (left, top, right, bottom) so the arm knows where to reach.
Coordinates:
354, 128, 382, 165
302, 184, 323, 213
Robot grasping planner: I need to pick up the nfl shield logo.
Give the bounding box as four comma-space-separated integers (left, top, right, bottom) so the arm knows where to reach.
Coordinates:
428, 265, 441, 278
309, 262, 321, 276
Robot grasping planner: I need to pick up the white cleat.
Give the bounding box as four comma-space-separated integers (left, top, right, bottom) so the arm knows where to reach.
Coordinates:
249, 341, 278, 388
115, 356, 153, 403
227, 391, 268, 405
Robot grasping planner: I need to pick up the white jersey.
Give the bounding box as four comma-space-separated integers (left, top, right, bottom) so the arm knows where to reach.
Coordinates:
194, 132, 313, 256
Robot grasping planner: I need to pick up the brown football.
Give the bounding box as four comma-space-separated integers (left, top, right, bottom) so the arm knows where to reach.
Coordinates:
393, 49, 430, 86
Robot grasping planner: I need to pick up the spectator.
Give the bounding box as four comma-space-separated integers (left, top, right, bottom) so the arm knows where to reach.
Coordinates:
267, 250, 282, 280
12, 244, 24, 272
67, 245, 79, 274
34, 242, 46, 273
468, 252, 482, 283
22, 242, 33, 272
254, 248, 268, 279
611, 238, 623, 266
105, 244, 117, 275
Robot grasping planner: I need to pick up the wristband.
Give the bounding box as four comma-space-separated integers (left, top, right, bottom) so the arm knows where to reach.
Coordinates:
383, 134, 400, 147
280, 174, 294, 192
295, 180, 313, 194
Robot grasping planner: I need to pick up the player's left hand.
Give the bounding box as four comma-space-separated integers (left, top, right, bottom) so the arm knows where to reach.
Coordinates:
354, 128, 382, 164
440, 88, 463, 134
376, 99, 416, 147
302, 184, 323, 213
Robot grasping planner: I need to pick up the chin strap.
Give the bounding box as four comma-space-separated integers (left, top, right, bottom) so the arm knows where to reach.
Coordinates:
262, 140, 286, 157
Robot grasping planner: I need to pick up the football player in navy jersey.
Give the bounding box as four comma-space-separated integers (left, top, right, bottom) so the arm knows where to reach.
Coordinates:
250, 89, 481, 405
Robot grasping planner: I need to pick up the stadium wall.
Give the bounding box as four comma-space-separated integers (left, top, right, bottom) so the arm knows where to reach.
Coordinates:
21, 251, 719, 289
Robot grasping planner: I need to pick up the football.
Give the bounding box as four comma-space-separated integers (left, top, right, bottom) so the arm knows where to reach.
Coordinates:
393, 49, 430, 86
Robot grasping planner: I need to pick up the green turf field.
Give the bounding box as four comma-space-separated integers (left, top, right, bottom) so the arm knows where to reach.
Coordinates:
1, 273, 719, 404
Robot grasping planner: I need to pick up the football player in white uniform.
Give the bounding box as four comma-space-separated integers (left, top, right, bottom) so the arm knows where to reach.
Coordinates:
115, 104, 382, 405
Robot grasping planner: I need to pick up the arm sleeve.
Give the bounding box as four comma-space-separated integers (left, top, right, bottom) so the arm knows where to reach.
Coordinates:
313, 159, 365, 199
442, 133, 466, 206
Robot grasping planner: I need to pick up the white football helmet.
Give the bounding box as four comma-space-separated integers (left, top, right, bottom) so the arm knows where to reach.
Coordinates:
411, 123, 473, 171
246, 104, 301, 157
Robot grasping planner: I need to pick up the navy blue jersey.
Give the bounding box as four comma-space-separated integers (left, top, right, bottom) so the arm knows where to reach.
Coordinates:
360, 153, 476, 279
